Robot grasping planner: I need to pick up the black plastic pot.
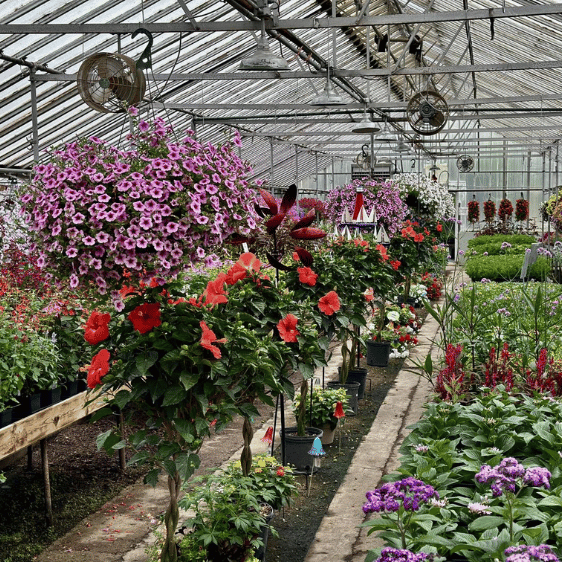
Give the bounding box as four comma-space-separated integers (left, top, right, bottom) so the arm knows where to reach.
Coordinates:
41, 386, 61, 409
279, 427, 324, 473
365, 340, 391, 367
345, 368, 368, 400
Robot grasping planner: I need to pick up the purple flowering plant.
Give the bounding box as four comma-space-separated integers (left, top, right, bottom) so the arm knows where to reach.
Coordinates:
504, 545, 560, 562
19, 111, 260, 309
475, 457, 551, 542
324, 178, 408, 236
362, 477, 442, 554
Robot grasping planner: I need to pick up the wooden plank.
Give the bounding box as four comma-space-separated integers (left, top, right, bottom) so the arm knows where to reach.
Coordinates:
0, 391, 107, 460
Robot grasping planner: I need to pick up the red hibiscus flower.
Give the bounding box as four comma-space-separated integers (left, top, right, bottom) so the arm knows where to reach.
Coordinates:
87, 348, 111, 389
436, 223, 443, 232
200, 321, 227, 359
202, 273, 228, 306
318, 291, 340, 316
298, 266, 318, 287
128, 302, 162, 334
84, 310, 111, 345
119, 285, 138, 298
226, 253, 262, 285
277, 314, 299, 342
376, 244, 389, 261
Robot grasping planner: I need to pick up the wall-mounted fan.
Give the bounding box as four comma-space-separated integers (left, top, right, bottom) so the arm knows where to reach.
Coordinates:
406, 90, 449, 136
76, 52, 146, 113
457, 155, 475, 172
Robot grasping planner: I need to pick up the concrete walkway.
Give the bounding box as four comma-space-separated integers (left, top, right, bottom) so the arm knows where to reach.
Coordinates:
36, 272, 450, 562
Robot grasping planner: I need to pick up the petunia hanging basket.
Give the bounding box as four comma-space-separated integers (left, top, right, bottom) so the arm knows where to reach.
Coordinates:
18, 113, 260, 304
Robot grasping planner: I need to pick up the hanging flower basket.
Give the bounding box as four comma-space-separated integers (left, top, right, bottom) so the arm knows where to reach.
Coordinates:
498, 198, 514, 221
515, 198, 529, 221
483, 200, 496, 222
468, 200, 479, 223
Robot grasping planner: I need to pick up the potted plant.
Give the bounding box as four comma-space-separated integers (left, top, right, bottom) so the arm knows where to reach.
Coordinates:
178, 467, 279, 562
222, 453, 298, 510
292, 386, 349, 444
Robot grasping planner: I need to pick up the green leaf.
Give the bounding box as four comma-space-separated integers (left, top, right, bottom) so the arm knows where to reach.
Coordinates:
176, 453, 201, 481
144, 468, 160, 487
537, 495, 562, 507
112, 389, 132, 410
180, 372, 200, 391
468, 515, 506, 532
127, 451, 150, 467
162, 386, 188, 407
135, 350, 159, 376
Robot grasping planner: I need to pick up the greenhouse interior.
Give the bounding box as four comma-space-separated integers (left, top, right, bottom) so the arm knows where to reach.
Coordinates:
4, 1, 562, 562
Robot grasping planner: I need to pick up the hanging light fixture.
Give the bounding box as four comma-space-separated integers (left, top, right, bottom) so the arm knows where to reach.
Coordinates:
396, 135, 411, 153
377, 117, 397, 143
239, 21, 290, 71
352, 108, 381, 134
309, 66, 346, 106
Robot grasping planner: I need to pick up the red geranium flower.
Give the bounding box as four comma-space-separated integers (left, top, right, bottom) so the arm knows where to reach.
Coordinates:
276, 467, 285, 477
318, 291, 340, 316
390, 260, 401, 271
375, 244, 389, 261
413, 233, 425, 243
202, 272, 228, 306
298, 266, 318, 287
87, 348, 111, 389
436, 223, 443, 232
84, 310, 111, 345
200, 321, 227, 359
277, 314, 299, 342
128, 302, 162, 334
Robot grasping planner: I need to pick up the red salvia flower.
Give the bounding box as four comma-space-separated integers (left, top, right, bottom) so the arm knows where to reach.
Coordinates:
277, 314, 300, 342
261, 426, 274, 444
87, 348, 111, 389
199, 321, 227, 359
298, 266, 318, 287
84, 310, 111, 345
128, 302, 162, 334
318, 291, 340, 316
334, 401, 346, 419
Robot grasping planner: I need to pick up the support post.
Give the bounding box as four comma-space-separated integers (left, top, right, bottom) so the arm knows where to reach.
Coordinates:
40, 439, 53, 527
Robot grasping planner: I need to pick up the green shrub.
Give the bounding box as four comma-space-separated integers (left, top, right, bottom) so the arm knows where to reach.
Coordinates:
468, 233, 536, 248
465, 254, 549, 281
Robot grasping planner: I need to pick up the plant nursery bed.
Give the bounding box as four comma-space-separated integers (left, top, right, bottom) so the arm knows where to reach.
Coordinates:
0, 357, 403, 562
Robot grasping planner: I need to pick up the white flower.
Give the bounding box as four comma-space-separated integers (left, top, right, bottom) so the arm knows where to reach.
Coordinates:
468, 502, 492, 515
387, 311, 400, 322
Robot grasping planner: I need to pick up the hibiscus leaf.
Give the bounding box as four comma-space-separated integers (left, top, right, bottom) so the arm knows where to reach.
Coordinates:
280, 184, 297, 213
291, 227, 327, 240
162, 386, 188, 406
294, 247, 314, 266
176, 452, 201, 481
135, 350, 159, 376
144, 468, 160, 488
292, 209, 316, 230
259, 189, 278, 215
180, 372, 200, 391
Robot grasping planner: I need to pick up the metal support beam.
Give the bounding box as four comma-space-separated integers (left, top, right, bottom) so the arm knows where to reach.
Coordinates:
2, 5, 561, 33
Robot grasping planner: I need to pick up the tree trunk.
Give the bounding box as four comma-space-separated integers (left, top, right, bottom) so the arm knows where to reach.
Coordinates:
160, 472, 181, 562
241, 416, 254, 477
